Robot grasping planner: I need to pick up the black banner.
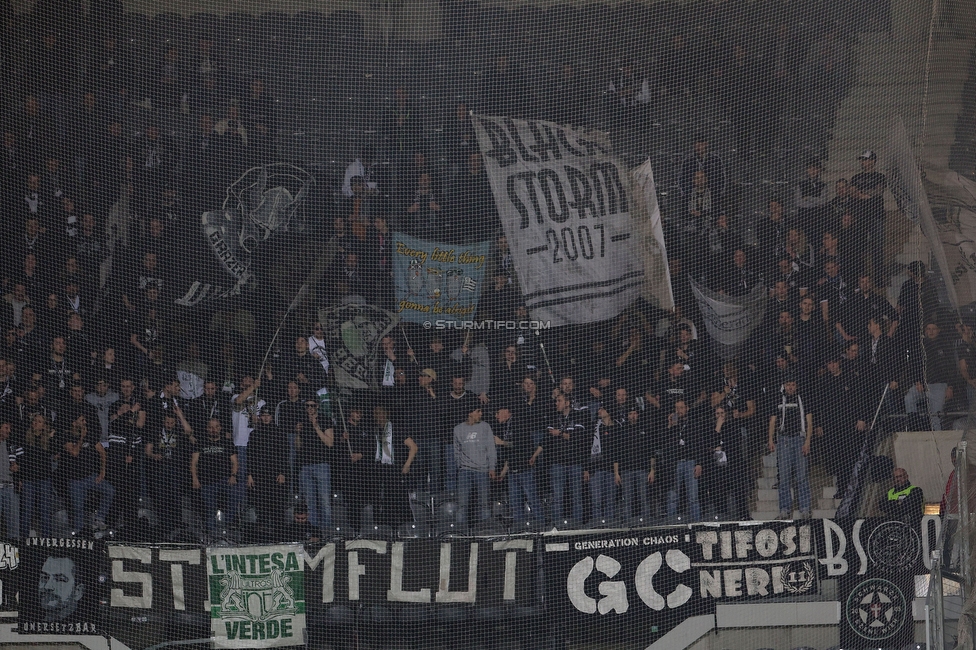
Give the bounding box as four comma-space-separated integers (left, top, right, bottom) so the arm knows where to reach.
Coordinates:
687, 521, 819, 601
101, 544, 209, 636
303, 537, 537, 611
817, 516, 940, 579
0, 540, 18, 612
820, 517, 927, 649
0, 522, 942, 646
543, 528, 703, 645
17, 538, 101, 634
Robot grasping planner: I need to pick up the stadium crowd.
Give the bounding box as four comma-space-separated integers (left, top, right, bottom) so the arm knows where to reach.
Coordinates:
0, 2, 953, 542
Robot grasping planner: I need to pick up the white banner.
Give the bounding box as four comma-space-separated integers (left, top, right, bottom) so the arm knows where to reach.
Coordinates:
208, 544, 306, 647
690, 278, 767, 359
631, 159, 675, 311
472, 116, 650, 325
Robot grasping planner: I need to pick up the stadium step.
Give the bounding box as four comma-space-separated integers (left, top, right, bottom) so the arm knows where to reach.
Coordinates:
751, 454, 840, 520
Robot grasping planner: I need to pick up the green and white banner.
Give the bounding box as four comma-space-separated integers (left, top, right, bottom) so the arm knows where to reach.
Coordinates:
207, 544, 306, 647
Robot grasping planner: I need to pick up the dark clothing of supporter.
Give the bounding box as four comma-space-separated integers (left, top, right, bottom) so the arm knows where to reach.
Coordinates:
368, 413, 415, 527
613, 412, 655, 520
107, 394, 144, 530
192, 431, 239, 533
59, 424, 114, 533
146, 416, 193, 538
661, 406, 708, 522
295, 405, 334, 531
545, 395, 588, 523
879, 470, 924, 527
587, 414, 617, 521
246, 418, 288, 533
544, 406, 589, 467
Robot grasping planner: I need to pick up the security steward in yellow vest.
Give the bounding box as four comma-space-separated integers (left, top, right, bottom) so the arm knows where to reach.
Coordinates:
879, 467, 924, 526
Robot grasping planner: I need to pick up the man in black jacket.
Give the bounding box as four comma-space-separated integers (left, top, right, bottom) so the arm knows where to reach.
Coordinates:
662, 400, 706, 522
497, 405, 544, 527
542, 392, 588, 524
879, 467, 924, 527
246, 407, 288, 537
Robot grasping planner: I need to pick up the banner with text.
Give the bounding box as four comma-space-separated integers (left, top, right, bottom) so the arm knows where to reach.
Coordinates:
392, 232, 489, 324
0, 540, 18, 613
690, 277, 768, 360
302, 538, 536, 614
542, 528, 704, 645
2, 523, 944, 647
18, 538, 101, 635
472, 115, 648, 326
207, 544, 306, 648
687, 521, 819, 601
818, 517, 935, 649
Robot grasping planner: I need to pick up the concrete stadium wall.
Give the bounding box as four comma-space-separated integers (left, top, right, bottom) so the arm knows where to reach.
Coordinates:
892, 429, 962, 505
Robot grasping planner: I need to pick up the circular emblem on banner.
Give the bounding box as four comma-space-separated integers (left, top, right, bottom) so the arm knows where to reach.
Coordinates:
780, 560, 816, 595
845, 577, 908, 641
867, 520, 921, 571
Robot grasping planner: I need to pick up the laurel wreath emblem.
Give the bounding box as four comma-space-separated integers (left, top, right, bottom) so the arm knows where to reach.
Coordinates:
780, 560, 816, 594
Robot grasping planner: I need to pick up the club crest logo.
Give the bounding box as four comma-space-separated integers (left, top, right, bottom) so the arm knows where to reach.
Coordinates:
867, 520, 921, 572
845, 577, 908, 641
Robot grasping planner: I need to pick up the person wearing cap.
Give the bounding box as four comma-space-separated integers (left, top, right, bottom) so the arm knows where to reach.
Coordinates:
453, 404, 496, 526
850, 150, 887, 281
768, 375, 813, 519
246, 406, 288, 538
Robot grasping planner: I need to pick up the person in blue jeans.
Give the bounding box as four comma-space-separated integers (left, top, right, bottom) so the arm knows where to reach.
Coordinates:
454, 406, 496, 526
296, 400, 335, 531
662, 400, 705, 522
585, 407, 617, 522
190, 418, 240, 533
767, 376, 813, 519
495, 406, 544, 527
11, 415, 58, 538
61, 416, 115, 534
543, 392, 588, 524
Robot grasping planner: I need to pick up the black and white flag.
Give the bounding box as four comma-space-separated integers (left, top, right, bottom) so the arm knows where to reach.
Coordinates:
473, 116, 653, 325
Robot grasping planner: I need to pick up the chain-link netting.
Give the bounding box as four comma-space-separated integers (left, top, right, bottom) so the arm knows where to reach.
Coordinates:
0, 0, 971, 648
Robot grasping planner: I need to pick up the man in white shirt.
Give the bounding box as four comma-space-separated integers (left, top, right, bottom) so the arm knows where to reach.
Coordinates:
232, 375, 266, 509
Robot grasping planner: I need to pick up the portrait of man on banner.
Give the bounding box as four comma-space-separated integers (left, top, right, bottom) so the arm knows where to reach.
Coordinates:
18, 539, 99, 634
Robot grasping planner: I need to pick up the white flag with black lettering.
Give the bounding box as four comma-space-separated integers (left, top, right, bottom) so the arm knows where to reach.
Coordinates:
690, 277, 767, 359
473, 116, 647, 326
